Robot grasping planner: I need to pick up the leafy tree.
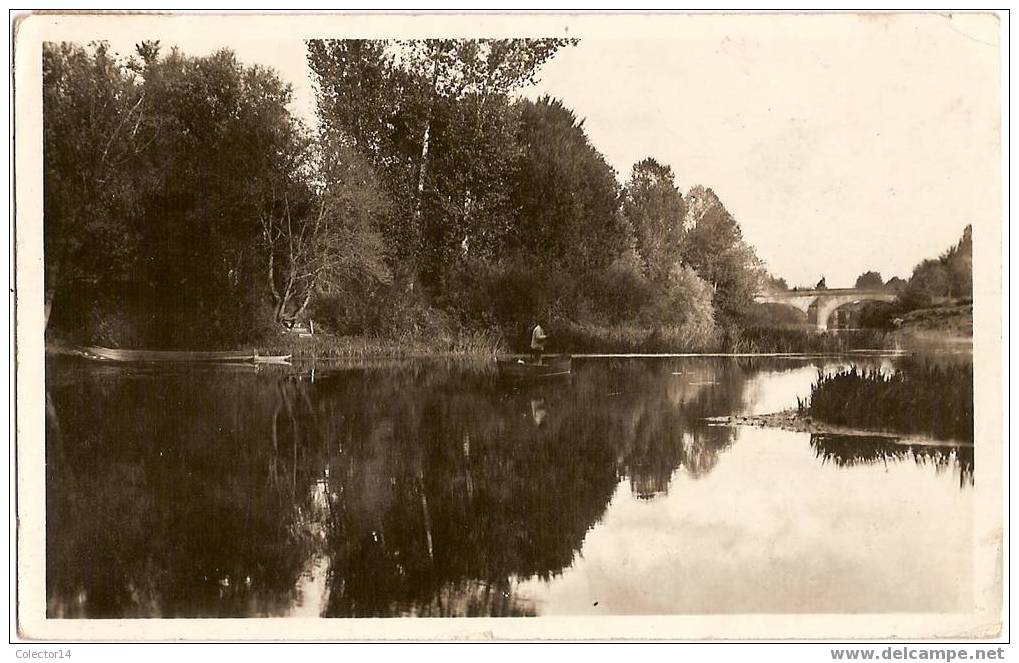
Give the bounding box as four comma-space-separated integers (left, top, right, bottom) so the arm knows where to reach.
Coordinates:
128, 46, 314, 345
905, 259, 950, 305
646, 264, 716, 335
306, 40, 420, 268
943, 224, 972, 298
43, 41, 148, 331
621, 158, 687, 283
587, 249, 652, 324
508, 96, 628, 274
260, 143, 391, 326
902, 225, 972, 306
393, 39, 577, 219
679, 186, 763, 322
854, 271, 884, 289
44, 41, 390, 347
307, 39, 577, 288
763, 273, 789, 292
884, 276, 908, 292
413, 90, 521, 284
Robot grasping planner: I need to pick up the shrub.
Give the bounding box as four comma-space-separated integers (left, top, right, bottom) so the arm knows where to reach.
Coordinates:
445, 257, 575, 347
643, 264, 716, 334
553, 321, 716, 353
584, 251, 652, 324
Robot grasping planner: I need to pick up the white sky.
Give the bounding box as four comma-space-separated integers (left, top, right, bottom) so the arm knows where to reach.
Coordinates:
101, 13, 1000, 288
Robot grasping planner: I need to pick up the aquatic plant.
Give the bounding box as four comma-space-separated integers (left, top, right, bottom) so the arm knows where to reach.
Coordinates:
801, 360, 973, 442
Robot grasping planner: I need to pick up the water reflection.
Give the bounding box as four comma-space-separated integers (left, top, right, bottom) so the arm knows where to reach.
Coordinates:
45, 354, 972, 618
515, 425, 972, 615
810, 434, 974, 488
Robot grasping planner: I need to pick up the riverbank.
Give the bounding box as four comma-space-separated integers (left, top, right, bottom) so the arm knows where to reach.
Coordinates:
545, 322, 894, 355
247, 329, 505, 359
895, 302, 972, 336
46, 310, 968, 361
45, 329, 506, 360
48, 320, 898, 359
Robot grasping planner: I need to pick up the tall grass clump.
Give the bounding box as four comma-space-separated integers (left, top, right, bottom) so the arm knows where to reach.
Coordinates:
723, 325, 892, 354
553, 321, 716, 354
800, 360, 973, 442
254, 328, 504, 359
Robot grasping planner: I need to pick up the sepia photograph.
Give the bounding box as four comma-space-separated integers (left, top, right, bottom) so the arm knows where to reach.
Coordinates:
12, 10, 1005, 643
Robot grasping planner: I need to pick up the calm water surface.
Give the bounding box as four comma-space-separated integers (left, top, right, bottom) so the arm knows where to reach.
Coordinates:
45, 355, 973, 618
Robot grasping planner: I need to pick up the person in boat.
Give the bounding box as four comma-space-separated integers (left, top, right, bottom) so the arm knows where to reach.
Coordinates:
530, 322, 548, 363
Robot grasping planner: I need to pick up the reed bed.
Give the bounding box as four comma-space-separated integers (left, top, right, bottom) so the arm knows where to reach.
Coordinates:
726, 326, 892, 354
799, 361, 973, 442
553, 323, 715, 354
254, 322, 893, 358
255, 329, 504, 359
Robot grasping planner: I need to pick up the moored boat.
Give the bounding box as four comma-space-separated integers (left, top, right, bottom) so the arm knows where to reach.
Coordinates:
82, 346, 292, 364
495, 355, 572, 379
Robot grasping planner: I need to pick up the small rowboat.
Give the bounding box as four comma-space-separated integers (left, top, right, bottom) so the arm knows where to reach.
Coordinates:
496, 355, 572, 379
83, 346, 292, 364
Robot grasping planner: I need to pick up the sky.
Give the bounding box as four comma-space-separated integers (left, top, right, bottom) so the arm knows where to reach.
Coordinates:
102, 13, 1000, 288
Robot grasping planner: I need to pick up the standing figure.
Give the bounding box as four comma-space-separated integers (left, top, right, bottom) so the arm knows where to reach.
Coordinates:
530, 322, 548, 363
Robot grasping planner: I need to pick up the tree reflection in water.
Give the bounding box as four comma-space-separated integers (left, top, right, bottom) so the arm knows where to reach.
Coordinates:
46, 356, 938, 618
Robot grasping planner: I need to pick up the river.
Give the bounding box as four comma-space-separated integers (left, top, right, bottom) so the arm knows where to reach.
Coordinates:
44, 353, 973, 618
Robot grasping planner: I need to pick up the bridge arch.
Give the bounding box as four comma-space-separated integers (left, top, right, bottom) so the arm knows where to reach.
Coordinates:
813, 294, 897, 331
753, 289, 897, 331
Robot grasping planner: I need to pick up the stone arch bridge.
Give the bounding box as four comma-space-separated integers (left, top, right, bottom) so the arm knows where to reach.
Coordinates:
753, 288, 897, 331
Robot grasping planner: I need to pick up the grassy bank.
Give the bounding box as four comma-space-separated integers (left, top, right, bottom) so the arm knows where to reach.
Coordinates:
253, 328, 505, 359
51, 313, 901, 358
893, 303, 973, 339
54, 323, 897, 358
799, 361, 973, 442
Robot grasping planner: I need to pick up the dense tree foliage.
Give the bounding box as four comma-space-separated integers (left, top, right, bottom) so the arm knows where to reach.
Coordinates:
507, 96, 628, 274
835, 227, 973, 330
131, 46, 313, 344
43, 42, 146, 331
763, 273, 789, 292
903, 225, 972, 306
307, 39, 576, 289
884, 276, 908, 293
854, 271, 884, 289
44, 41, 390, 347
46, 38, 774, 352
621, 158, 687, 283
262, 142, 391, 326
680, 186, 763, 324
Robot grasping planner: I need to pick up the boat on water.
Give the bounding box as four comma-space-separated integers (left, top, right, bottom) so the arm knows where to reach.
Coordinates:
82, 346, 292, 364
495, 355, 572, 379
